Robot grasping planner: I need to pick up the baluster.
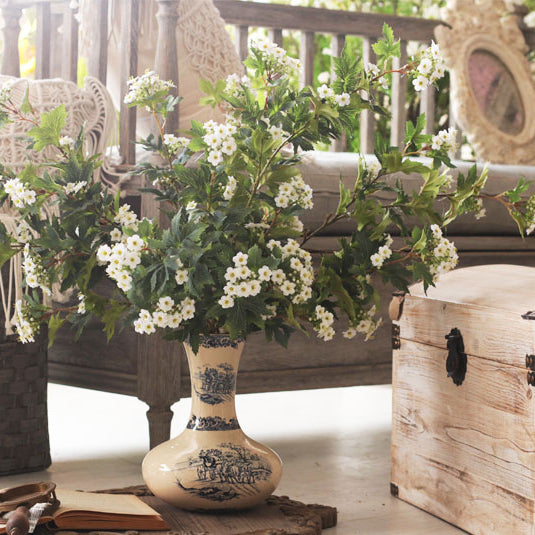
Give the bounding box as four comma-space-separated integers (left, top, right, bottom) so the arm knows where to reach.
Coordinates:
49, 4, 64, 79
449, 95, 463, 160
331, 34, 346, 152
119, 0, 139, 165
420, 87, 435, 134
299, 31, 314, 88
35, 3, 52, 79
390, 40, 408, 148
269, 28, 283, 47
63, 0, 79, 83
235, 25, 249, 61
154, 0, 179, 134
360, 37, 376, 155
0, 4, 22, 77
87, 0, 109, 84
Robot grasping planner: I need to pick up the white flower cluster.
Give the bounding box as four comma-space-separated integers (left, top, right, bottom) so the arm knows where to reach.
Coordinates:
114, 204, 138, 229
97, 233, 146, 292
266, 239, 314, 304
252, 39, 301, 74
412, 41, 446, 91
22, 244, 51, 296
59, 136, 74, 148
15, 221, 32, 243
4, 178, 36, 208
358, 156, 382, 180
223, 175, 237, 201
123, 70, 174, 105
163, 134, 189, 155
343, 305, 383, 342
77, 293, 86, 314
317, 84, 351, 107
364, 63, 388, 90
431, 127, 459, 156
203, 120, 238, 167
312, 305, 335, 341
428, 225, 458, 282
133, 296, 196, 334
370, 235, 393, 269
225, 72, 251, 97
64, 181, 87, 195
274, 176, 313, 210
14, 299, 35, 344
0, 80, 14, 106
524, 196, 535, 235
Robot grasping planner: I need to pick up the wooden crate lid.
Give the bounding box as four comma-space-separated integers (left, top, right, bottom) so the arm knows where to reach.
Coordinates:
398, 265, 535, 369
409, 264, 535, 314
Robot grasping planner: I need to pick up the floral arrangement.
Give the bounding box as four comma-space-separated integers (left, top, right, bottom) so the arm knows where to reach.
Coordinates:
1, 26, 534, 352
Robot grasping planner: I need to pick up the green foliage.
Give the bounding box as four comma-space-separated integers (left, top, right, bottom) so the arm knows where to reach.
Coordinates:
27, 104, 67, 150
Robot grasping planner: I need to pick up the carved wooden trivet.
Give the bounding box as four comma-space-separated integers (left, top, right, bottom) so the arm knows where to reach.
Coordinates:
59, 485, 337, 535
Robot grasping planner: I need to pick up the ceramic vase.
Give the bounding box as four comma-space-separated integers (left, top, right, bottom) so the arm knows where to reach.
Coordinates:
142, 335, 283, 511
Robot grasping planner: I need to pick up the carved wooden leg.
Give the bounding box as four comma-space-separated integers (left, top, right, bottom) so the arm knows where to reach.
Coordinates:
146, 405, 174, 449
137, 333, 183, 450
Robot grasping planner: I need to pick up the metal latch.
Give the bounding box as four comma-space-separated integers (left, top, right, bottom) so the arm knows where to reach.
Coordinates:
392, 324, 400, 350
445, 328, 467, 386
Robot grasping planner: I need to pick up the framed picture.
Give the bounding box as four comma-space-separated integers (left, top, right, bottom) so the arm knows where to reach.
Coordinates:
436, 0, 535, 164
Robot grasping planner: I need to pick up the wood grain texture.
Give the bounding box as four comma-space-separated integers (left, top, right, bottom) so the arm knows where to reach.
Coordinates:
215, 0, 442, 41
390, 40, 408, 148
62, 1, 79, 83
300, 31, 315, 88
392, 340, 535, 534
398, 295, 534, 369
235, 25, 249, 61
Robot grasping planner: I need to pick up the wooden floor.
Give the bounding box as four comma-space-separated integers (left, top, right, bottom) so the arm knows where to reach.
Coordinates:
0, 384, 463, 534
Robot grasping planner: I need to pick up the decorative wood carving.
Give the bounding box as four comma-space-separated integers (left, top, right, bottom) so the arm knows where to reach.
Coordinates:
436, 0, 535, 164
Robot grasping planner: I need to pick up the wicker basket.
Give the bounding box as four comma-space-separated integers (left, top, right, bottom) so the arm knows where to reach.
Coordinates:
0, 330, 51, 475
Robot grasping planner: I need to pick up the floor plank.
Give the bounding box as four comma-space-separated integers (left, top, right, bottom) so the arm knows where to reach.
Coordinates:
0, 384, 463, 534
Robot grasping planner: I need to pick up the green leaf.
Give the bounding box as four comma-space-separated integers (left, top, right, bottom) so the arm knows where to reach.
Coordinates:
21, 84, 34, 115
48, 314, 65, 348
27, 104, 67, 150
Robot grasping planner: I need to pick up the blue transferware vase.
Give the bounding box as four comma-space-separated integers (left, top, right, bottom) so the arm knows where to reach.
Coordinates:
142, 335, 283, 510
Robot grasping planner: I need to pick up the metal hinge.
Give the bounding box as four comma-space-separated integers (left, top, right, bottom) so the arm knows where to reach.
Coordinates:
392, 324, 401, 350
390, 483, 399, 497
522, 311, 535, 320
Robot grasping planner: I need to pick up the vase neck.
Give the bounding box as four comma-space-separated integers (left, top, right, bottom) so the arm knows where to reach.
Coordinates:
183, 340, 243, 432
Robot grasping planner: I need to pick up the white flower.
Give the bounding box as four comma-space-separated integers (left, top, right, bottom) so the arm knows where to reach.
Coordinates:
110, 228, 122, 242
233, 252, 248, 266
412, 75, 428, 91
175, 269, 188, 285
207, 150, 223, 166
317, 71, 330, 84
417, 58, 433, 75
126, 234, 144, 252
280, 280, 296, 296
430, 224, 442, 239
59, 136, 74, 148
365, 62, 380, 76
335, 93, 351, 107
221, 138, 237, 156
64, 181, 87, 195
153, 310, 169, 328
271, 269, 285, 284
370, 253, 384, 268
258, 265, 271, 281
97, 244, 112, 264
163, 134, 189, 154
269, 125, 284, 141
317, 84, 334, 100
219, 295, 235, 309
186, 201, 197, 211
343, 327, 357, 339
77, 294, 86, 314
223, 175, 237, 201
236, 281, 251, 297
158, 296, 174, 312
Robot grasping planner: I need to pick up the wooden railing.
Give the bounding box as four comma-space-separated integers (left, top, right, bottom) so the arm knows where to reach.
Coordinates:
0, 0, 534, 164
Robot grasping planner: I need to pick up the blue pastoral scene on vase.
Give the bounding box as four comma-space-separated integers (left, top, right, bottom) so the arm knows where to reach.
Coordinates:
175, 443, 273, 502
186, 415, 240, 431
194, 363, 236, 405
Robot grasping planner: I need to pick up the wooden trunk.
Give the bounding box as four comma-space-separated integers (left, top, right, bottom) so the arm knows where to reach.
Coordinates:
390, 264, 535, 535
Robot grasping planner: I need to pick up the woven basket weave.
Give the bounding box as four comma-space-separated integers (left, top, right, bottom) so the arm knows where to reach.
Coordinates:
0, 331, 51, 475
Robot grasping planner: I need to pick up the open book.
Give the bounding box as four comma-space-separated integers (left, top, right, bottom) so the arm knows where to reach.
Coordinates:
1, 489, 169, 532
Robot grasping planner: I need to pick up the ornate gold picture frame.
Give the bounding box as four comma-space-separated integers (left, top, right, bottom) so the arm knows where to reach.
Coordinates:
436, 0, 535, 164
